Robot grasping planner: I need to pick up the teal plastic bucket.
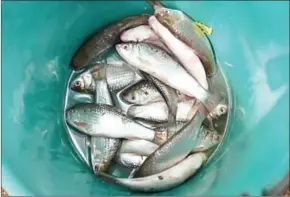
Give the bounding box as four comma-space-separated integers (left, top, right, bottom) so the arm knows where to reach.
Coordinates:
2, 1, 289, 196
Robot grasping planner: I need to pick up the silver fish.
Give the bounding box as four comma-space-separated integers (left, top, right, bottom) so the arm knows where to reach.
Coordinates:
70, 63, 142, 94
119, 139, 159, 156
127, 99, 196, 123
121, 80, 189, 105
115, 43, 219, 111
98, 152, 207, 192
91, 79, 121, 173
66, 103, 167, 144
121, 25, 170, 53
115, 153, 147, 168
148, 16, 209, 90
145, 75, 178, 138
71, 15, 150, 70
152, 5, 217, 77
134, 102, 205, 177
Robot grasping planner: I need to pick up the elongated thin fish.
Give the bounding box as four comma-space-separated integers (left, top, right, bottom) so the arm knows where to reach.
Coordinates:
71, 15, 150, 70
149, 16, 209, 90
122, 80, 189, 105
91, 79, 121, 173
121, 25, 170, 52
145, 75, 178, 137
97, 152, 207, 192
115, 153, 147, 168
115, 43, 219, 111
119, 139, 159, 156
151, 5, 216, 77
134, 102, 206, 177
128, 99, 196, 123
66, 103, 167, 144
70, 63, 142, 94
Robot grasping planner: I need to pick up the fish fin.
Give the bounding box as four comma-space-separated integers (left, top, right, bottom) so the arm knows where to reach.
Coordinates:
146, 0, 164, 10
194, 22, 213, 35
96, 171, 119, 184
128, 168, 138, 178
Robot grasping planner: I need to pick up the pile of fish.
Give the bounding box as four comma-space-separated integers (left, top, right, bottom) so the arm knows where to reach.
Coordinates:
65, 0, 228, 192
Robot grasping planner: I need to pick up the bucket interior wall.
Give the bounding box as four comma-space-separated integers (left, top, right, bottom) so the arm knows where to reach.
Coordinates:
2, 1, 289, 196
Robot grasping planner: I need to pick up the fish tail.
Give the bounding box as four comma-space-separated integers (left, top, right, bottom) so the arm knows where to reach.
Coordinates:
96, 171, 119, 184
146, 0, 164, 10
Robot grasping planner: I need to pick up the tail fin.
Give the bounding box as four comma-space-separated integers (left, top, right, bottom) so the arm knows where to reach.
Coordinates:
146, 0, 164, 10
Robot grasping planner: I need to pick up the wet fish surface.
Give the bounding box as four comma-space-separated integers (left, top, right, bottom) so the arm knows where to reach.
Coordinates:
97, 152, 207, 192
148, 16, 209, 90
70, 63, 142, 94
91, 79, 121, 173
115, 153, 147, 168
115, 43, 213, 105
119, 139, 159, 156
133, 102, 206, 177
71, 15, 150, 70
127, 99, 196, 122
66, 103, 167, 144
151, 3, 217, 76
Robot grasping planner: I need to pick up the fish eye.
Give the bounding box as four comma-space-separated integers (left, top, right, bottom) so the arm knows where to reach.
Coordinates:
220, 107, 226, 114
75, 80, 81, 87
164, 10, 169, 14
144, 91, 149, 95
131, 95, 135, 100
123, 45, 128, 50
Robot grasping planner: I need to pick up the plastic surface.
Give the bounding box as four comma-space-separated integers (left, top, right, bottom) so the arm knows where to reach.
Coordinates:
2, 1, 289, 196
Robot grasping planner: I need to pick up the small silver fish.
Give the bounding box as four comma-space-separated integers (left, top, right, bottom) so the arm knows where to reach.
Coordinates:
134, 102, 205, 177
66, 103, 167, 144
119, 139, 159, 156
148, 16, 209, 90
98, 152, 207, 192
115, 153, 147, 168
115, 43, 220, 111
127, 99, 196, 123
70, 63, 142, 94
152, 5, 217, 76
122, 80, 190, 105
91, 79, 121, 173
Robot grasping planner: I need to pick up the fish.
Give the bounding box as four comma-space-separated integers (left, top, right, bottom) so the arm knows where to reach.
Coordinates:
150, 3, 217, 76
192, 128, 221, 153
70, 63, 142, 94
91, 136, 121, 172
133, 102, 206, 177
127, 99, 196, 123
148, 16, 209, 90
66, 103, 167, 144
145, 75, 178, 137
121, 25, 170, 52
119, 139, 159, 156
97, 152, 207, 192
115, 153, 147, 168
122, 80, 189, 105
115, 42, 220, 111
71, 15, 150, 70
91, 79, 121, 173
204, 103, 228, 130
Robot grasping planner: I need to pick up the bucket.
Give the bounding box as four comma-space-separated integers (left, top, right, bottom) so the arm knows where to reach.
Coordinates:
2, 1, 289, 195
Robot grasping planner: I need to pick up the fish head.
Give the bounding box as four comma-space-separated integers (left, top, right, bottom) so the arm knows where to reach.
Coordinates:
209, 104, 228, 119
66, 104, 93, 132
115, 43, 136, 58
122, 84, 151, 105
155, 7, 183, 28
70, 71, 95, 94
